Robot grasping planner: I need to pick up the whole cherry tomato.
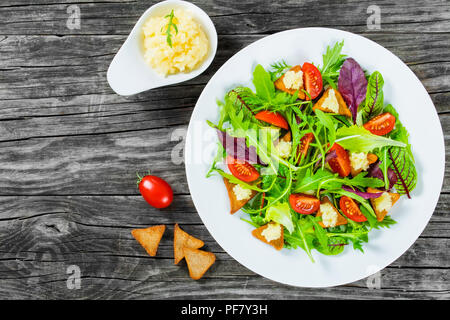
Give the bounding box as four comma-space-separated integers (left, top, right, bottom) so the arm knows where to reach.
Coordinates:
137, 174, 173, 209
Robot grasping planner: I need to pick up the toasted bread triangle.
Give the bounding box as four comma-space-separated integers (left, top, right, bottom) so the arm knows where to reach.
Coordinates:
281, 131, 291, 142
223, 178, 257, 214
173, 223, 204, 264
131, 225, 166, 257
367, 187, 401, 221
252, 222, 284, 250
184, 248, 216, 280
274, 65, 306, 100
350, 153, 378, 177
316, 197, 348, 228
313, 88, 351, 117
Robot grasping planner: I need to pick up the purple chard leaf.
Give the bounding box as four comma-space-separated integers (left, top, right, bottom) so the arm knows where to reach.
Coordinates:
367, 160, 398, 191
216, 129, 265, 165
338, 58, 368, 123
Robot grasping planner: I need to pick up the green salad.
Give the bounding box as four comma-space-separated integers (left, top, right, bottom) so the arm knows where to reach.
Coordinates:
206, 41, 417, 261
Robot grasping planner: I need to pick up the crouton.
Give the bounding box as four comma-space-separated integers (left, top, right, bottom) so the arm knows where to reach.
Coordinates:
184, 248, 216, 280
274, 65, 307, 100
174, 223, 204, 264
252, 222, 284, 250
131, 225, 166, 257
316, 197, 348, 228
367, 187, 401, 221
223, 178, 257, 214
313, 88, 351, 117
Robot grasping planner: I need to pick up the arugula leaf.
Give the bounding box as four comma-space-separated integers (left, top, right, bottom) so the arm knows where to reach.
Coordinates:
335, 125, 406, 152
327, 223, 369, 253
319, 40, 346, 88
360, 205, 378, 228
360, 71, 384, 123
308, 215, 328, 249
215, 99, 229, 130
206, 142, 225, 178
293, 168, 334, 193
253, 64, 275, 102
314, 109, 336, 146
345, 172, 385, 188
269, 60, 291, 81
318, 173, 385, 195
241, 217, 262, 228
292, 217, 315, 262
224, 95, 275, 169
373, 215, 397, 229
294, 167, 384, 195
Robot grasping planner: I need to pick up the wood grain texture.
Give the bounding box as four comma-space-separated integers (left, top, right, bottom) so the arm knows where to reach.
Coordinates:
0, 0, 449, 299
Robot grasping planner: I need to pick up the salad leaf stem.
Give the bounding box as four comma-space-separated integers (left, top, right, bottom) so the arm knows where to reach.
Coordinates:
162, 10, 178, 48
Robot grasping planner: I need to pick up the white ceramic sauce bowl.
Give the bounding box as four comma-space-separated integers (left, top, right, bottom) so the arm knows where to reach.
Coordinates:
107, 0, 218, 96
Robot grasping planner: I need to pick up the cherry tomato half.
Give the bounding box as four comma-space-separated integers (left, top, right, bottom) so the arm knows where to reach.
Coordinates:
363, 112, 396, 136
227, 156, 260, 183
138, 175, 173, 209
339, 196, 367, 222
327, 143, 351, 177
289, 193, 320, 215
297, 132, 314, 161
254, 111, 289, 130
302, 62, 323, 100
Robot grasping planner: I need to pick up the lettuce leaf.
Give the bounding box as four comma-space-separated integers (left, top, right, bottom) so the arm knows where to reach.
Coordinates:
335, 125, 406, 152
265, 202, 295, 233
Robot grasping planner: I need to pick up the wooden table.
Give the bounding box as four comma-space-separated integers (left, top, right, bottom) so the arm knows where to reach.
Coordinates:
0, 0, 448, 299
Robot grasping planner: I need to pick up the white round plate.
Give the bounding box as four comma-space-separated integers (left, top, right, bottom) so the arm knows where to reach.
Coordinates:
184, 28, 445, 287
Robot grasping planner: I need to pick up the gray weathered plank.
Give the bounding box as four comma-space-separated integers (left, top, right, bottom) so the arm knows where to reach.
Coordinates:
1, 33, 450, 102
0, 194, 449, 299
0, 0, 449, 300
0, 0, 449, 35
